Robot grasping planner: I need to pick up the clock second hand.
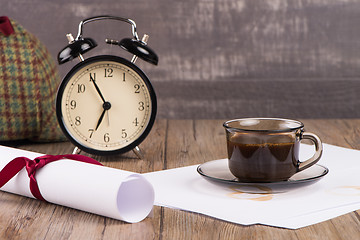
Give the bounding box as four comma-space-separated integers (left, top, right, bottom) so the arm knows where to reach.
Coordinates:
106, 110, 110, 126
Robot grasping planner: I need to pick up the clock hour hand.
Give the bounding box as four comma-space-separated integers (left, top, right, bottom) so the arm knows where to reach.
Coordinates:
90, 77, 106, 103
95, 102, 111, 131
95, 109, 106, 131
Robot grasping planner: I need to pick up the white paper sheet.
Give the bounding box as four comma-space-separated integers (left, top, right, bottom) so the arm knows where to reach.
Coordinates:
144, 143, 360, 229
0, 145, 154, 223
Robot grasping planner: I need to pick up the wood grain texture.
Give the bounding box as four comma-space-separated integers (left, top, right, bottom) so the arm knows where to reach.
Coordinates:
2, 1, 360, 118
0, 119, 359, 239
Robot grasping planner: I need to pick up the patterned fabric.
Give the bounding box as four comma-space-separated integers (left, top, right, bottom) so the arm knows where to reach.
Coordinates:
0, 17, 65, 141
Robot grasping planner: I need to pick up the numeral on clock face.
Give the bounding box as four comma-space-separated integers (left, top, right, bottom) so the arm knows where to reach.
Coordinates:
104, 68, 113, 77
77, 84, 85, 93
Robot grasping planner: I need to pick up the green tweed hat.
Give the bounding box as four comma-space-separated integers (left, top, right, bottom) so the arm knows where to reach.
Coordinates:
0, 16, 65, 141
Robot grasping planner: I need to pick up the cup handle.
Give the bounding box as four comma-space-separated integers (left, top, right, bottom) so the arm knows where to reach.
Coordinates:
298, 132, 323, 171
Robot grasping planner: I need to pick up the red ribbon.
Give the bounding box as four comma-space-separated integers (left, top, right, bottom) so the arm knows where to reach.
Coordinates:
0, 154, 103, 201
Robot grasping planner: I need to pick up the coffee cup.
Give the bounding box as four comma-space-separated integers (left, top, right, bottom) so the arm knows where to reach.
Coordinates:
223, 118, 323, 182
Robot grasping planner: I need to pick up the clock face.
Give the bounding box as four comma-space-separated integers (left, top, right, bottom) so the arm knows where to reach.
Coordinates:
56, 55, 157, 155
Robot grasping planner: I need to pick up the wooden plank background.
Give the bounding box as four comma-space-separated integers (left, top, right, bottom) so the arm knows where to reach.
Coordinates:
1, 0, 360, 118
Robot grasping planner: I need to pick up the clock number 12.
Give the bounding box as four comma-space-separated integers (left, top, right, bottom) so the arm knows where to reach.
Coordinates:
104, 68, 113, 77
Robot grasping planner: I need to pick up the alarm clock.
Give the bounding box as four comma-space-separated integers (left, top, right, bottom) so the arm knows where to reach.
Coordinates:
56, 15, 158, 157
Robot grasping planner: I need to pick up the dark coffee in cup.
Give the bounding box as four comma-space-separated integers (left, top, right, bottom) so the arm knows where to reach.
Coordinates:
227, 133, 299, 182
224, 118, 322, 182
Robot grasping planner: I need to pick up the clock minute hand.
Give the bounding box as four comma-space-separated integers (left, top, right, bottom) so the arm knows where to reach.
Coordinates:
90, 77, 106, 103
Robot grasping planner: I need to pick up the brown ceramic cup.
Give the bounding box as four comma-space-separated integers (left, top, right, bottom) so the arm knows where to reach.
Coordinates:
223, 118, 323, 182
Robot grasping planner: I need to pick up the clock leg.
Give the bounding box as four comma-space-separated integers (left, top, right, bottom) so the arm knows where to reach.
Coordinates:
132, 146, 144, 159
72, 146, 82, 155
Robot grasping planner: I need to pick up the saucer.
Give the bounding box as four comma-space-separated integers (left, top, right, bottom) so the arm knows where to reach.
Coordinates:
197, 159, 329, 188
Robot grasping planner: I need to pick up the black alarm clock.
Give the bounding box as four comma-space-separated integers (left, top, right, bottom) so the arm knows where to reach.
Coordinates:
56, 15, 158, 157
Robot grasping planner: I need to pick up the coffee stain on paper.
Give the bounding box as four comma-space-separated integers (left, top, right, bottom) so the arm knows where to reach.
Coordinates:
327, 186, 360, 196
227, 185, 274, 201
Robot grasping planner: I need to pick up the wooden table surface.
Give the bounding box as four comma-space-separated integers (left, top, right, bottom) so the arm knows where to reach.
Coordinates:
1, 119, 360, 240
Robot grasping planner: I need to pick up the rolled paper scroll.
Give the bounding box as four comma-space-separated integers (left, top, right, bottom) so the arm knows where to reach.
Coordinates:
0, 145, 154, 223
